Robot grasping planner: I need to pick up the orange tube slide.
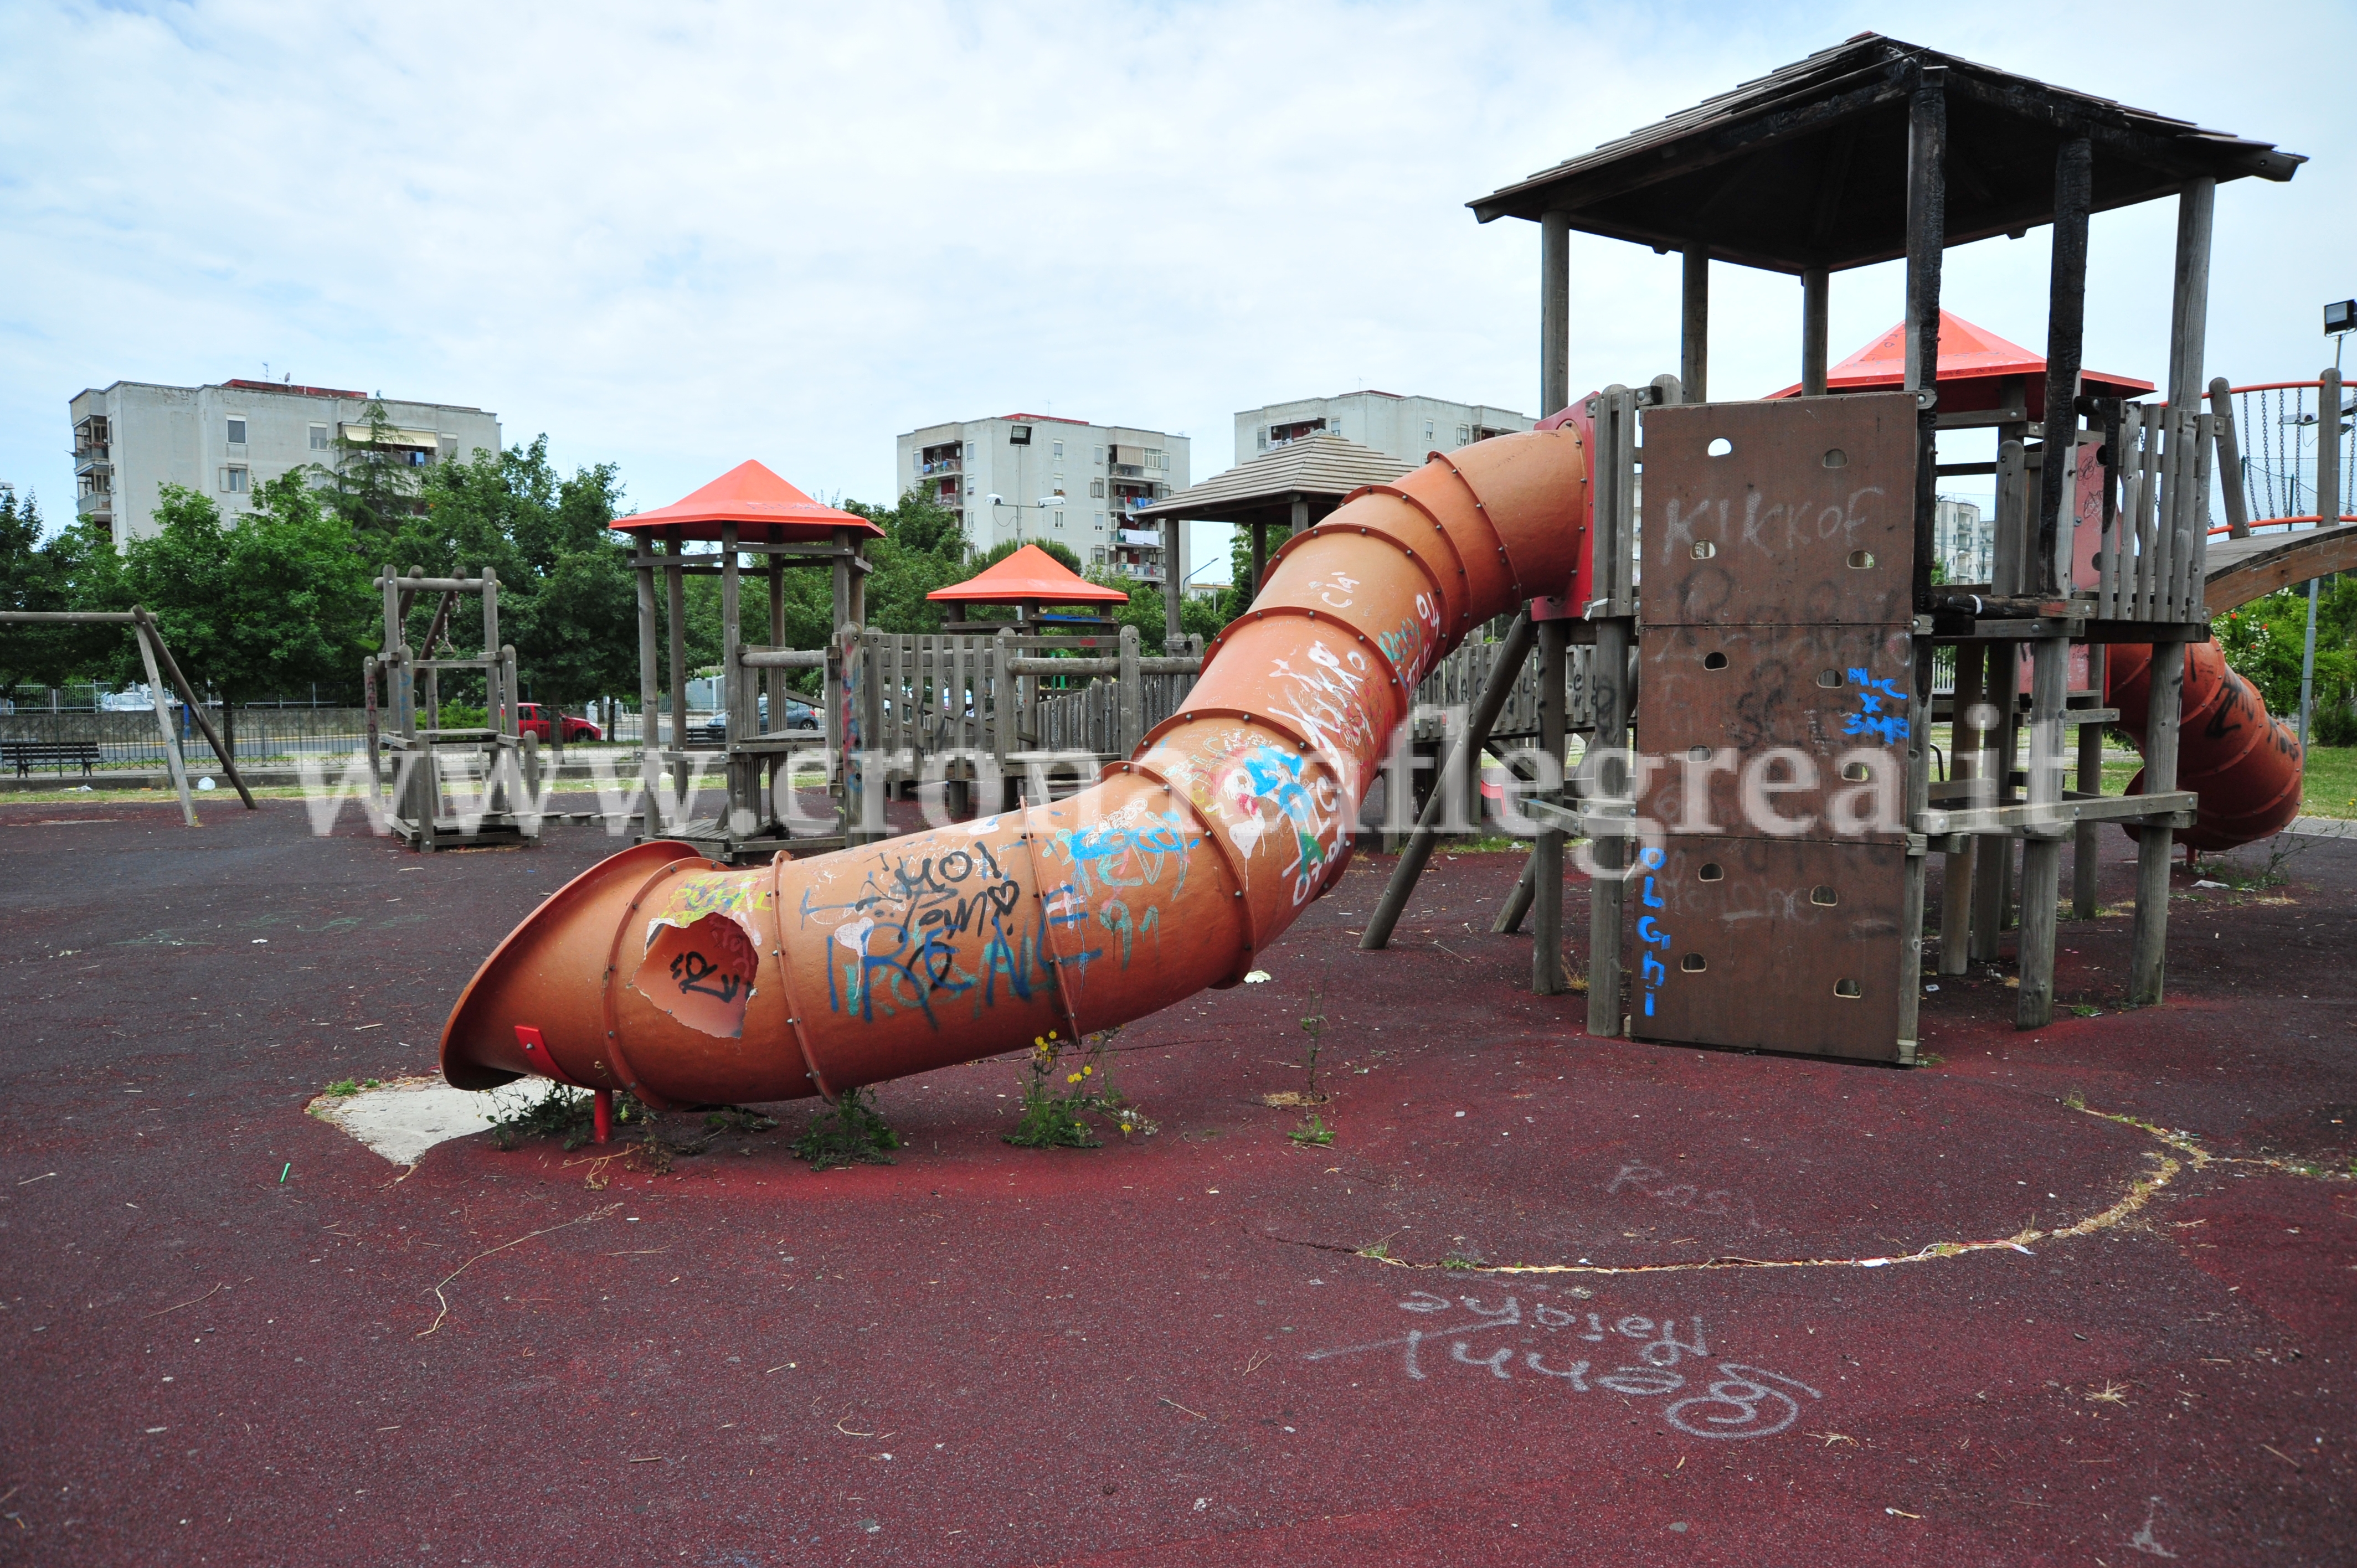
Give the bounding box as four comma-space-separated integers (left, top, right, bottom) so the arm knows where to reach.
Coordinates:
2106, 641, 2304, 853
441, 429, 1589, 1106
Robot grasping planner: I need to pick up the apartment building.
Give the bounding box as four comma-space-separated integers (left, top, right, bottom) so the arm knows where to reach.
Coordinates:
1933, 498, 1991, 584
68, 378, 502, 546
1233, 391, 1532, 468
895, 414, 1193, 586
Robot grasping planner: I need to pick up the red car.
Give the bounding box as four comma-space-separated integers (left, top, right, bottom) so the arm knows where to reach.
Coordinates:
512, 703, 603, 742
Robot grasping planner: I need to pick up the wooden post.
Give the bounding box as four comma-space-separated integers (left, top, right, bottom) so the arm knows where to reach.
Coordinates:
2210, 377, 2251, 538
2319, 368, 2345, 529
1163, 517, 1183, 648
2015, 636, 2069, 1027
720, 519, 747, 837
848, 539, 868, 627
991, 626, 1015, 810
1116, 623, 1143, 757
830, 529, 853, 630
665, 535, 691, 805
2304, 368, 2343, 742
130, 605, 253, 808
2166, 181, 2216, 414
1938, 641, 1985, 973
1541, 211, 1571, 416
1531, 617, 1569, 995
2036, 133, 2092, 597
1902, 66, 1948, 396
1679, 246, 1710, 403
1363, 612, 1536, 949
768, 554, 785, 822
1290, 496, 1309, 538
2129, 639, 2186, 1003
635, 542, 661, 814
363, 654, 381, 787
1970, 643, 2014, 961
1587, 616, 1630, 1035
1801, 267, 1830, 396
133, 619, 198, 826
1250, 522, 1268, 600
2073, 645, 2106, 919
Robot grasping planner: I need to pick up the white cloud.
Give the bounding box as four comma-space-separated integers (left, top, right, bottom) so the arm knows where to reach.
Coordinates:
4, 0, 2350, 574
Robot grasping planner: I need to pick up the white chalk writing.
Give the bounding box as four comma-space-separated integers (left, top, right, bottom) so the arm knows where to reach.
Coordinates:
1303, 1292, 1819, 1440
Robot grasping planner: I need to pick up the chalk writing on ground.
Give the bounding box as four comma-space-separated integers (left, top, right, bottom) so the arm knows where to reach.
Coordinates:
1302, 1292, 1819, 1440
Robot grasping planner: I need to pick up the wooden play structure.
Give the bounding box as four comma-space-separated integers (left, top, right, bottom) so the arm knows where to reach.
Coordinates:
1362, 33, 2313, 1059
365, 565, 538, 850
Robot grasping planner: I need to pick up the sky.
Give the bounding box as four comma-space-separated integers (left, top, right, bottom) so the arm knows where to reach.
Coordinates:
4, 0, 2351, 580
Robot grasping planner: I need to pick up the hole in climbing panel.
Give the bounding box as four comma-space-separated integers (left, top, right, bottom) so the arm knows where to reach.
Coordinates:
1833, 978, 1863, 999
1697, 862, 1724, 882
1816, 669, 1844, 688
1823, 448, 1849, 468
1703, 651, 1728, 670
1706, 437, 1733, 457
1687, 745, 1711, 762
1691, 540, 1717, 559
1681, 953, 1707, 973
1841, 761, 1872, 782
1810, 885, 1838, 906
1847, 550, 1876, 569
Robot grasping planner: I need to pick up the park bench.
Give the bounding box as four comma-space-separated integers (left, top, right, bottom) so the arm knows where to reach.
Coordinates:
2, 739, 104, 778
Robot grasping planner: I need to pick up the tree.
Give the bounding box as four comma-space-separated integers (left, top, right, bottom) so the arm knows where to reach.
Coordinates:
1, 489, 124, 702
320, 400, 426, 557
844, 489, 973, 635
2217, 584, 2357, 744
1090, 574, 1224, 656
121, 477, 375, 753
399, 439, 641, 751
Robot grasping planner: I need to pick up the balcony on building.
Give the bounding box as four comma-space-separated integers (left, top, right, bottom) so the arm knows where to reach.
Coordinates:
73, 415, 112, 474
917, 441, 964, 477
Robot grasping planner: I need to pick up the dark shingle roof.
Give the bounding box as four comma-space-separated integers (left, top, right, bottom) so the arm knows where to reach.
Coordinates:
1134, 434, 1418, 528
1468, 34, 2301, 274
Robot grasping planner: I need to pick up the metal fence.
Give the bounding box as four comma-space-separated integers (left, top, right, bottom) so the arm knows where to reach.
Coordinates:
0, 703, 706, 776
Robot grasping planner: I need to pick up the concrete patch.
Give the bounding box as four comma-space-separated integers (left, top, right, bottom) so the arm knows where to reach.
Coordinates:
309, 1075, 565, 1166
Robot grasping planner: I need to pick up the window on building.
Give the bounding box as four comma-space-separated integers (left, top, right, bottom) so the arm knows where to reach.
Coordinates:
1053, 510, 1067, 529
1093, 512, 1105, 529
1089, 478, 1104, 498
221, 466, 249, 493
1052, 440, 1064, 459
1257, 427, 1268, 451
308, 424, 330, 451
1424, 420, 1435, 440
226, 418, 247, 445
1093, 446, 1104, 464
1457, 424, 1471, 443
1091, 546, 1107, 566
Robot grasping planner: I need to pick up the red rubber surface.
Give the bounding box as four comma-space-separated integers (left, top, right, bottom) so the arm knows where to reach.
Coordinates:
2, 798, 2351, 1564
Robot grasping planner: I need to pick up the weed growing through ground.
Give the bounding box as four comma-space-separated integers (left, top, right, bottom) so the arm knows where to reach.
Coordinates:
1288, 1112, 1334, 1148
1006, 1028, 1155, 1149
791, 1087, 900, 1172
488, 1083, 649, 1152
322, 1077, 380, 1098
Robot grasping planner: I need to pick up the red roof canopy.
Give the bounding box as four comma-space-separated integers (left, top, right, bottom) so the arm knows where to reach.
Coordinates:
1767, 310, 2153, 420
609, 460, 882, 544
927, 544, 1129, 606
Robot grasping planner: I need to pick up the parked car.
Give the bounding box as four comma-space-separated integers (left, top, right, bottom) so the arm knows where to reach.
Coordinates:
692, 695, 821, 745
512, 703, 603, 742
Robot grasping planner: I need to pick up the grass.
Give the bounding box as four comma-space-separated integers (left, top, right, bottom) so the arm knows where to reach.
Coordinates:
1931, 723, 2356, 820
